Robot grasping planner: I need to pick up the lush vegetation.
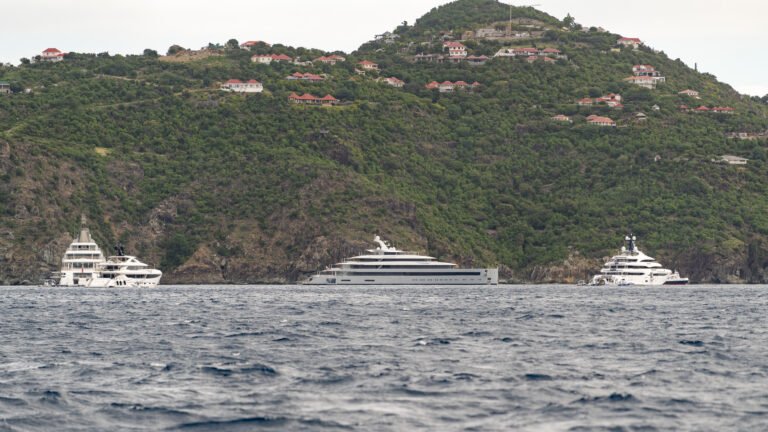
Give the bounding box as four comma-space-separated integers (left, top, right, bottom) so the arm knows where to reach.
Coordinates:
1, 0, 768, 283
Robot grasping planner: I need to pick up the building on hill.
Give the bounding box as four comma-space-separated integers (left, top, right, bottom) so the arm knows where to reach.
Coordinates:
586, 115, 616, 127
240, 40, 269, 49
414, 53, 445, 63
712, 106, 735, 114
357, 60, 378, 71
374, 32, 399, 44
381, 77, 405, 87
443, 41, 467, 57
0, 82, 10, 95
678, 89, 700, 98
617, 37, 642, 49
288, 92, 340, 106
694, 105, 710, 112
427, 81, 480, 93
577, 98, 594, 106
624, 75, 658, 89
465, 55, 489, 66
220, 79, 263, 93
475, 27, 505, 38
286, 72, 324, 82
716, 155, 748, 165
551, 114, 572, 123
314, 55, 346, 65
41, 48, 64, 62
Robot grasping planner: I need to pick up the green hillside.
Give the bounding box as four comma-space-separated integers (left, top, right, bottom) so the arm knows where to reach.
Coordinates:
1, 0, 768, 284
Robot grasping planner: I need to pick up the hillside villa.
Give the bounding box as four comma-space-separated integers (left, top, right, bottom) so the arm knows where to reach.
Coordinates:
578, 93, 622, 108
551, 114, 572, 123
586, 115, 616, 127
240, 41, 270, 49
357, 60, 379, 71
314, 55, 346, 65
716, 155, 748, 165
443, 41, 467, 57
288, 92, 340, 106
624, 75, 658, 89
286, 72, 324, 82
220, 79, 263, 93
425, 80, 481, 93
41, 48, 64, 62
380, 77, 405, 87
617, 37, 642, 49
678, 89, 700, 98
494, 47, 566, 59
0, 82, 10, 95
251, 54, 293, 64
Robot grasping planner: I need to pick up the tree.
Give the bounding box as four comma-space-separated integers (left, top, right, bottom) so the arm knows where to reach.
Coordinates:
563, 13, 575, 29
19, 57, 30, 65
143, 48, 158, 57
166, 44, 185, 56
225, 39, 240, 50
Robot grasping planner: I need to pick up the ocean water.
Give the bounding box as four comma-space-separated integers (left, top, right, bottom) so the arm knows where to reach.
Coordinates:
0, 285, 767, 431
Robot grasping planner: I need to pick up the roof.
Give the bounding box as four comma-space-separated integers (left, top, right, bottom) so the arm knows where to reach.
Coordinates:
358, 60, 377, 65
587, 116, 615, 123
443, 41, 466, 48
246, 79, 261, 84
240, 41, 262, 47
43, 48, 61, 53
271, 54, 292, 61
225, 79, 243, 84
541, 48, 561, 53
320, 94, 339, 101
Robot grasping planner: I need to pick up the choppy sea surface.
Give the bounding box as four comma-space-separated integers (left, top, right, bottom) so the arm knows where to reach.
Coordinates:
1, 285, 767, 431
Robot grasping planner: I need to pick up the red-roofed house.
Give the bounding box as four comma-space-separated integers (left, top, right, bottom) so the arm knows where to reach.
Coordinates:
439, 81, 456, 93
358, 60, 379, 71
240, 40, 270, 49
315, 55, 346, 65
221, 79, 263, 93
694, 105, 710, 112
678, 89, 700, 99
586, 116, 616, 127
525, 55, 539, 63
465, 55, 489, 66
617, 37, 642, 49
381, 77, 405, 88
288, 92, 339, 106
712, 106, 735, 114
443, 41, 467, 57
286, 72, 324, 82
425, 81, 440, 90
41, 48, 64, 62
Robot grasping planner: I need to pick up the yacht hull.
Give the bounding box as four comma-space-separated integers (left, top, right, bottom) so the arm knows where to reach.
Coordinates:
304, 268, 499, 285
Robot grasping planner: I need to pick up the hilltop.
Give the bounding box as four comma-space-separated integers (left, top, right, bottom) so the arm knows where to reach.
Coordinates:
1, 0, 768, 284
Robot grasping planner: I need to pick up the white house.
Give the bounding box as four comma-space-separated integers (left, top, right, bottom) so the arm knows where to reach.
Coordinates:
220, 79, 263, 93
41, 48, 64, 62
381, 77, 405, 87
624, 75, 657, 89
443, 41, 467, 57
717, 155, 748, 165
617, 37, 642, 49
678, 89, 700, 99
586, 115, 616, 127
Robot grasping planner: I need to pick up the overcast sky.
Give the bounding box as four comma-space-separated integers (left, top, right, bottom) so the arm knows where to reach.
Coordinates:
2, 1, 766, 96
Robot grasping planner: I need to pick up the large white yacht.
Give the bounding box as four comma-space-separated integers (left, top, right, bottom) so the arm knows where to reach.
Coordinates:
303, 235, 498, 285
57, 217, 106, 286
589, 234, 688, 286
56, 217, 162, 287
85, 244, 163, 288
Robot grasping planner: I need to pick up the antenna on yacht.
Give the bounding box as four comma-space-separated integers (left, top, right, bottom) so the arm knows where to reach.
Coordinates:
626, 233, 636, 252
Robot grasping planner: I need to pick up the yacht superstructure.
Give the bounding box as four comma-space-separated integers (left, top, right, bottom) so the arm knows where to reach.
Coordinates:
57, 218, 106, 286
589, 234, 688, 286
304, 235, 498, 285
